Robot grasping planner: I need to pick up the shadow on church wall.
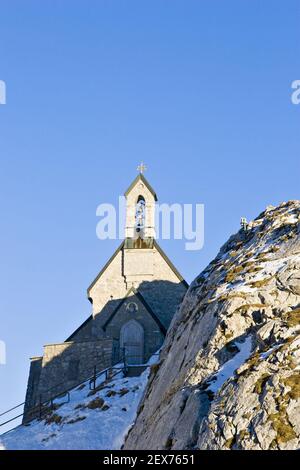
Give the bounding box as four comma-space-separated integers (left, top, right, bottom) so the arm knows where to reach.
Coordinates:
23, 279, 187, 423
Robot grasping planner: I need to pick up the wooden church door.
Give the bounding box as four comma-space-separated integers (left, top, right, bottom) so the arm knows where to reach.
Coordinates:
120, 320, 144, 365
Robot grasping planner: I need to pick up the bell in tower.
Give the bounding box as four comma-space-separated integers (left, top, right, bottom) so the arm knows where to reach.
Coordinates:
124, 162, 157, 248
135, 195, 146, 238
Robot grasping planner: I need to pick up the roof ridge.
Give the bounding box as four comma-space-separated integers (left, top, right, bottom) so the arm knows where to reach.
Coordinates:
124, 173, 158, 201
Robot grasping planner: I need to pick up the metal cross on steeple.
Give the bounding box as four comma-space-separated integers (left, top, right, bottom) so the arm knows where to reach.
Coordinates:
137, 162, 147, 174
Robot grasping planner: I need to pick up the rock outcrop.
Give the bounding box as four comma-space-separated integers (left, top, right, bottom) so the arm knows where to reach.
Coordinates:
125, 201, 300, 450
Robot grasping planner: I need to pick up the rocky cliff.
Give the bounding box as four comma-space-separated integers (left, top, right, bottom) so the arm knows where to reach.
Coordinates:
125, 201, 300, 450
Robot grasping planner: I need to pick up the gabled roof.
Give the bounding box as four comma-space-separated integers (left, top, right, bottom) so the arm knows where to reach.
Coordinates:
124, 173, 158, 201
153, 240, 189, 288
65, 315, 93, 342
87, 241, 124, 299
87, 238, 188, 299
102, 287, 167, 335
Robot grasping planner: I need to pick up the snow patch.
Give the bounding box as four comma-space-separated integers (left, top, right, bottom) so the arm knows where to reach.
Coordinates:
260, 344, 281, 360
0, 356, 157, 450
208, 336, 252, 394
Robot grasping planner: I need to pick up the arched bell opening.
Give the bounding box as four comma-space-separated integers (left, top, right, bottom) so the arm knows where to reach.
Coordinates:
135, 195, 146, 238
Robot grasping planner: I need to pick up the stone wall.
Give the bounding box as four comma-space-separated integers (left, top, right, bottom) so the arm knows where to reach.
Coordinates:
89, 249, 128, 318
23, 339, 116, 422
23, 357, 43, 420
88, 243, 187, 329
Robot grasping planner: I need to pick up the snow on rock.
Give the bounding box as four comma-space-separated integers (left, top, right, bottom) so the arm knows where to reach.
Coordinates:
207, 336, 252, 393
124, 200, 300, 450
0, 363, 153, 450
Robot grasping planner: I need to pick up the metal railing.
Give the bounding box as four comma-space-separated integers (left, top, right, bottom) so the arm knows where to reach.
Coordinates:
0, 350, 123, 430
0, 349, 159, 431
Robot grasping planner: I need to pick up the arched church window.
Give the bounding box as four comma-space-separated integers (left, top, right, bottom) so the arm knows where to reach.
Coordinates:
135, 195, 146, 235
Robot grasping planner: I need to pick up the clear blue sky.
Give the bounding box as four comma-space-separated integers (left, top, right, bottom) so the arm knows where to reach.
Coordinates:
0, 1, 299, 426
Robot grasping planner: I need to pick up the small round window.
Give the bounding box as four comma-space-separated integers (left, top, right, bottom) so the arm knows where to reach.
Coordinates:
126, 302, 138, 313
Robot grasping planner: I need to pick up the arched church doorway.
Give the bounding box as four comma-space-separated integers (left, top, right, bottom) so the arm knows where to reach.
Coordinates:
120, 319, 144, 365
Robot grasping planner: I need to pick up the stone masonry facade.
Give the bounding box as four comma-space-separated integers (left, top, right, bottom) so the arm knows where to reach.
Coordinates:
23, 173, 188, 422
24, 339, 117, 421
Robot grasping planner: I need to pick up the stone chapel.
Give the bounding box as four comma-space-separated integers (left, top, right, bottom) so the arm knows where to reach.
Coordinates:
24, 168, 188, 419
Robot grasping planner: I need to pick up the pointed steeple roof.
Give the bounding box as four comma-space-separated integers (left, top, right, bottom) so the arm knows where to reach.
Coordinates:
124, 173, 158, 201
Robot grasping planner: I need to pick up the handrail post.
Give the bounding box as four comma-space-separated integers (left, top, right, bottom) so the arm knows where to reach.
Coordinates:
122, 347, 128, 376
93, 365, 96, 390
39, 395, 42, 419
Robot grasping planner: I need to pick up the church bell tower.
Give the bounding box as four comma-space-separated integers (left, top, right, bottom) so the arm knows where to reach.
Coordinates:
123, 163, 158, 286
124, 162, 157, 244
